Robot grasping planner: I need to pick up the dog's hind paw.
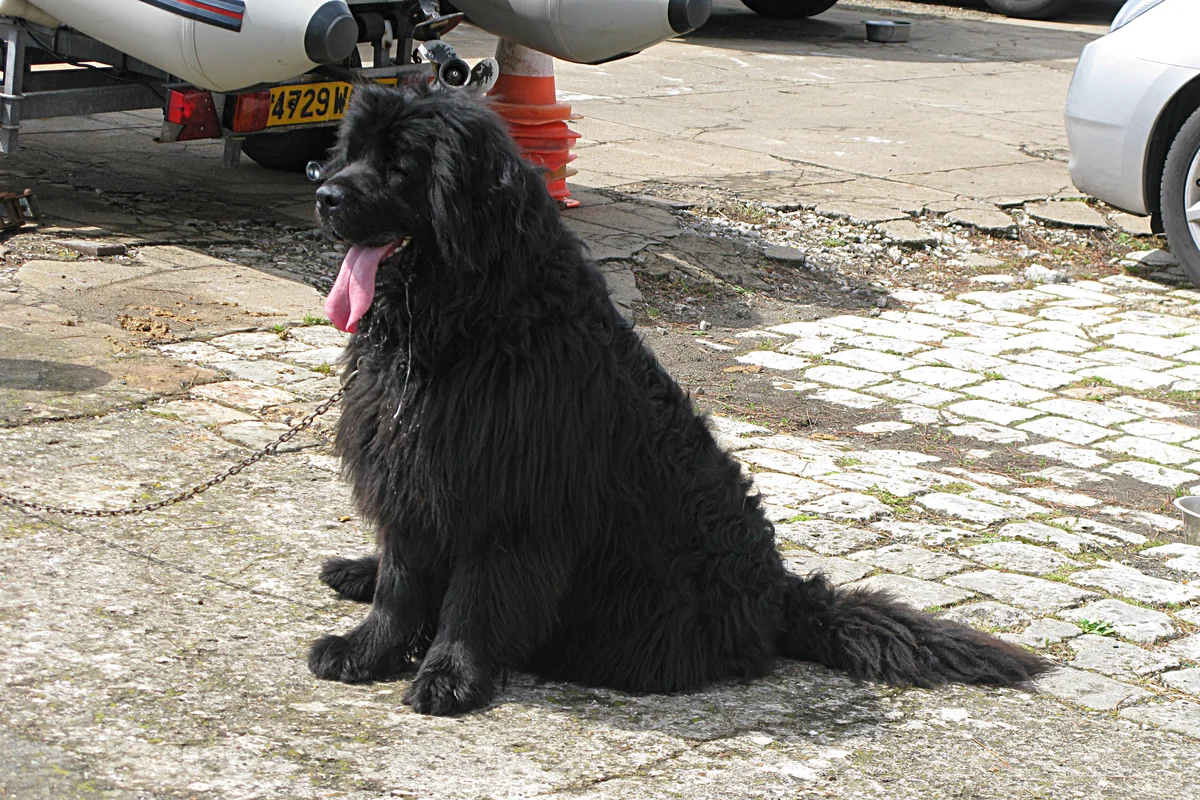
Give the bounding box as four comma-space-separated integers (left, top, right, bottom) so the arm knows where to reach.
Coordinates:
318, 554, 379, 602
403, 657, 494, 716
308, 634, 396, 683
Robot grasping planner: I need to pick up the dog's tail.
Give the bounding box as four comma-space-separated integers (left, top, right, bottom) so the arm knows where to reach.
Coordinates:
778, 573, 1049, 687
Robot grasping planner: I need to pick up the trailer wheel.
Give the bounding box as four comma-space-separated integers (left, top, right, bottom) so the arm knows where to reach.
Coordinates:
983, 0, 1080, 19
740, 0, 839, 18
240, 127, 337, 173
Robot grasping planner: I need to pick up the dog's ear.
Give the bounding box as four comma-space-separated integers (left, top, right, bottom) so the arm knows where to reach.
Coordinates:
425, 100, 555, 273
334, 84, 407, 167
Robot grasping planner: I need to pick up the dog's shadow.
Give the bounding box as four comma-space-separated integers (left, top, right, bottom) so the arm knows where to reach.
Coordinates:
489, 661, 891, 744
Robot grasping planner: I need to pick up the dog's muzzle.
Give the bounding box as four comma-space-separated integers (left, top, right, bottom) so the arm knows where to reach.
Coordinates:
315, 182, 345, 218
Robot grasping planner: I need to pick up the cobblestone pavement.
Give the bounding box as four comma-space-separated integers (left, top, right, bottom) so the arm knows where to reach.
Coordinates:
709, 273, 1200, 736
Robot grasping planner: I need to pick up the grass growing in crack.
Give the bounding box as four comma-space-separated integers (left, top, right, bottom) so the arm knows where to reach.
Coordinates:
1072, 375, 1116, 389
1043, 641, 1074, 662
933, 482, 974, 494
786, 513, 818, 523
1165, 389, 1200, 405
1026, 513, 1073, 531
823, 237, 847, 248
836, 456, 863, 468
716, 200, 771, 226
313, 363, 333, 376
1074, 618, 1116, 637
982, 371, 1005, 381
1112, 232, 1155, 251
866, 488, 913, 513
302, 313, 331, 327
1042, 565, 1083, 584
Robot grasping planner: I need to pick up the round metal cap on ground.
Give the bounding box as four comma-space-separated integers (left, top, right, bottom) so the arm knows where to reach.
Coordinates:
669, 0, 713, 34
864, 19, 912, 43
1175, 496, 1200, 545
306, 1, 359, 64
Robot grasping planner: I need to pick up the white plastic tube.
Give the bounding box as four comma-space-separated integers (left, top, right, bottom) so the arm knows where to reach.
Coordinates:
29, 0, 357, 91
453, 0, 711, 64
0, 0, 61, 27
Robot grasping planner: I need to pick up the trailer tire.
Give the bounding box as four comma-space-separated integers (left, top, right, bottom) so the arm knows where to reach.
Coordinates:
240, 127, 337, 173
983, 0, 1080, 19
740, 0, 839, 17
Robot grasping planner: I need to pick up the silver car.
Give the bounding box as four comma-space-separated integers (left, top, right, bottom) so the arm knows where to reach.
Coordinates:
1066, 0, 1200, 282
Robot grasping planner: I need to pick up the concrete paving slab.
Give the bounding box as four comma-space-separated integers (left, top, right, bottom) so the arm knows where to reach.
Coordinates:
1035, 667, 1153, 712
906, 160, 1077, 204
944, 206, 1018, 236
702, 169, 853, 209
1121, 701, 1200, 740
1059, 599, 1176, 644
0, 304, 222, 426
1025, 200, 1109, 229
944, 571, 1098, 614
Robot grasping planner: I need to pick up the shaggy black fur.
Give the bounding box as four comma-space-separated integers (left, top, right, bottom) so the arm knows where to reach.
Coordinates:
309, 85, 1050, 715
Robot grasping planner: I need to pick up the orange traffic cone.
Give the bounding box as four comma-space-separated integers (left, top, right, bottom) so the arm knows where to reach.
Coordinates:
487, 39, 581, 209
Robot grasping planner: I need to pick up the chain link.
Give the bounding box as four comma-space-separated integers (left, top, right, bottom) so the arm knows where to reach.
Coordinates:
0, 385, 346, 518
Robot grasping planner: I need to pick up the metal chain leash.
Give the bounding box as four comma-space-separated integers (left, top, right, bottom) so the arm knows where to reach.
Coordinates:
0, 384, 347, 518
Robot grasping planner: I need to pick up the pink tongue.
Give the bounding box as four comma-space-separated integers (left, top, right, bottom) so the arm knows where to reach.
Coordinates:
324, 243, 396, 333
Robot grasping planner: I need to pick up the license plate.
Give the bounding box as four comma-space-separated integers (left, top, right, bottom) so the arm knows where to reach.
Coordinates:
266, 78, 397, 127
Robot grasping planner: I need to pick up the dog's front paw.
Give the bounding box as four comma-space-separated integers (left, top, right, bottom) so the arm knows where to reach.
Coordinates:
403, 656, 494, 716
308, 634, 396, 683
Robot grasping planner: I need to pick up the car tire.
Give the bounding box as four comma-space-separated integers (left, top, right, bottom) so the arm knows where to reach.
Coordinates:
740, 0, 839, 18
240, 127, 337, 173
1161, 106, 1200, 286
983, 0, 1080, 19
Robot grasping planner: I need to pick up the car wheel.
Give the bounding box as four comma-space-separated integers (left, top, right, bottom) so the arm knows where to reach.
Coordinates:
740, 0, 839, 18
1161, 107, 1200, 286
240, 127, 337, 172
983, 0, 1081, 19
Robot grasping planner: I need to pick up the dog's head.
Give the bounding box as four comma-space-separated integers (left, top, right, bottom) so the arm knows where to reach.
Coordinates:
315, 84, 552, 334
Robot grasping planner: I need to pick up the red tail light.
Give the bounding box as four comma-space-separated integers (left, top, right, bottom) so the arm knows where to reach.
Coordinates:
165, 89, 221, 141
231, 91, 271, 133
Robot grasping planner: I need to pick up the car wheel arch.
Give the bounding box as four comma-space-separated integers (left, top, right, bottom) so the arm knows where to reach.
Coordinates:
1145, 76, 1200, 231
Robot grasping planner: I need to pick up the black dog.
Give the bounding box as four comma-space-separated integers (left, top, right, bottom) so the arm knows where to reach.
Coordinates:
309, 85, 1048, 716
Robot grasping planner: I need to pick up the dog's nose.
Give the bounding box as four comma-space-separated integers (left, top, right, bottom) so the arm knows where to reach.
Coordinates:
316, 183, 344, 214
